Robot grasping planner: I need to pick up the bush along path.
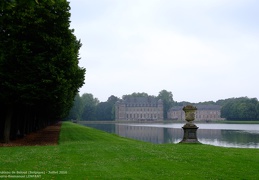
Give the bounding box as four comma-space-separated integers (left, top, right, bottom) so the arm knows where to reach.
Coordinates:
0, 122, 61, 147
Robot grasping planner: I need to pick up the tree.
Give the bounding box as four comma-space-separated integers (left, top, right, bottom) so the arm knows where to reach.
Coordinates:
0, 0, 85, 142
66, 94, 83, 120
81, 93, 99, 120
95, 95, 119, 120
256, 103, 259, 119
220, 97, 259, 120
122, 92, 150, 100
95, 102, 110, 120
107, 95, 120, 120
157, 90, 174, 119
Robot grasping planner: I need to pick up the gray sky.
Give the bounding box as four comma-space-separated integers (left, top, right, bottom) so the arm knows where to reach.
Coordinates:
69, 0, 259, 103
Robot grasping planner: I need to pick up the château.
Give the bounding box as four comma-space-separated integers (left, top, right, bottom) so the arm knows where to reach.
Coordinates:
115, 97, 163, 121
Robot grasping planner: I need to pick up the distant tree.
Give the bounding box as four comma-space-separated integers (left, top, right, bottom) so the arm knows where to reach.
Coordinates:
66, 94, 83, 120
196, 101, 216, 105
174, 101, 191, 107
81, 93, 99, 120
237, 103, 257, 120
95, 102, 110, 120
216, 98, 236, 106
95, 95, 119, 120
0, 0, 85, 142
122, 92, 149, 100
107, 95, 120, 120
107, 95, 120, 104
221, 97, 259, 120
256, 103, 259, 119
157, 90, 174, 119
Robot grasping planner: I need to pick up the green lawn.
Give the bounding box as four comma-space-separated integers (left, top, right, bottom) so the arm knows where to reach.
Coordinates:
0, 122, 259, 179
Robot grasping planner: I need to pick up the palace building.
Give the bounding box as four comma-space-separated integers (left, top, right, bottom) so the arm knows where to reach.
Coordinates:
115, 97, 163, 121
167, 105, 224, 121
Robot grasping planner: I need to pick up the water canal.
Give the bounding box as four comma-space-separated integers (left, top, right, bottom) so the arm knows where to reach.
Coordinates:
81, 122, 259, 149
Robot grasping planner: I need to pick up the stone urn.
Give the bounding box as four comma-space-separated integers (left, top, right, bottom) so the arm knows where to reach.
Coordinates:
182, 105, 197, 127
180, 105, 200, 143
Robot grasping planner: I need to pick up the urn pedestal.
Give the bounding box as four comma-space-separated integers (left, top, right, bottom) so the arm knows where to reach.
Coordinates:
179, 105, 200, 144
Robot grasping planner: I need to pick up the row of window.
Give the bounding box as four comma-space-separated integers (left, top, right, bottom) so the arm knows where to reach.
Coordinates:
170, 111, 220, 115
127, 113, 162, 119
126, 108, 161, 112
125, 104, 159, 107
170, 114, 220, 119
197, 111, 220, 115
196, 115, 220, 119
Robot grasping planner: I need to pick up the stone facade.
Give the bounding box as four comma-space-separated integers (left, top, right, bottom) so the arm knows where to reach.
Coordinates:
167, 105, 224, 121
115, 97, 163, 121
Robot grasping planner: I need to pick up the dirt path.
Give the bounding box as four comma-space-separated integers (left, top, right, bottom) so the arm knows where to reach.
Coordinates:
0, 122, 62, 147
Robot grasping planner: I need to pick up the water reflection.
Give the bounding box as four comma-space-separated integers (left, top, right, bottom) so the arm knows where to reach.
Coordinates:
83, 123, 259, 149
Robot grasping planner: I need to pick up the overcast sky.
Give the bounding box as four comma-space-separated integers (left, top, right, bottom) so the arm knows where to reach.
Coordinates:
69, 0, 259, 103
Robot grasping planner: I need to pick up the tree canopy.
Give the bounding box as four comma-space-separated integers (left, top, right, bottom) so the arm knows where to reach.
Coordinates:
157, 90, 174, 119
65, 92, 259, 122
0, 0, 85, 142
66, 94, 119, 121
122, 92, 150, 100
220, 97, 259, 120
68, 91, 174, 121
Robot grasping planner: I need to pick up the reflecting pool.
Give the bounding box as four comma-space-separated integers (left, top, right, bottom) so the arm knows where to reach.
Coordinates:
82, 123, 259, 149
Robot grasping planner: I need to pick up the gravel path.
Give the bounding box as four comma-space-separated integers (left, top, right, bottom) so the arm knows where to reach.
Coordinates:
0, 122, 61, 147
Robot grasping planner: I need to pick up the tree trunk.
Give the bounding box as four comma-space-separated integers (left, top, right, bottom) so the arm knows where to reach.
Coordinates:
4, 104, 13, 143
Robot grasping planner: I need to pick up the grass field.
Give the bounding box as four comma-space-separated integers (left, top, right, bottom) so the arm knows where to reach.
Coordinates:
0, 122, 259, 179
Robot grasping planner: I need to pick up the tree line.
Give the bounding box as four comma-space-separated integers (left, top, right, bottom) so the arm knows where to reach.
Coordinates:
0, 0, 85, 143
219, 97, 259, 120
66, 90, 174, 121
67, 92, 259, 121
184, 97, 259, 121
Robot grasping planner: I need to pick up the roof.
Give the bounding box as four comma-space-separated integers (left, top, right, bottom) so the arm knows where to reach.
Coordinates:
169, 105, 221, 111
116, 97, 162, 107
196, 105, 221, 110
